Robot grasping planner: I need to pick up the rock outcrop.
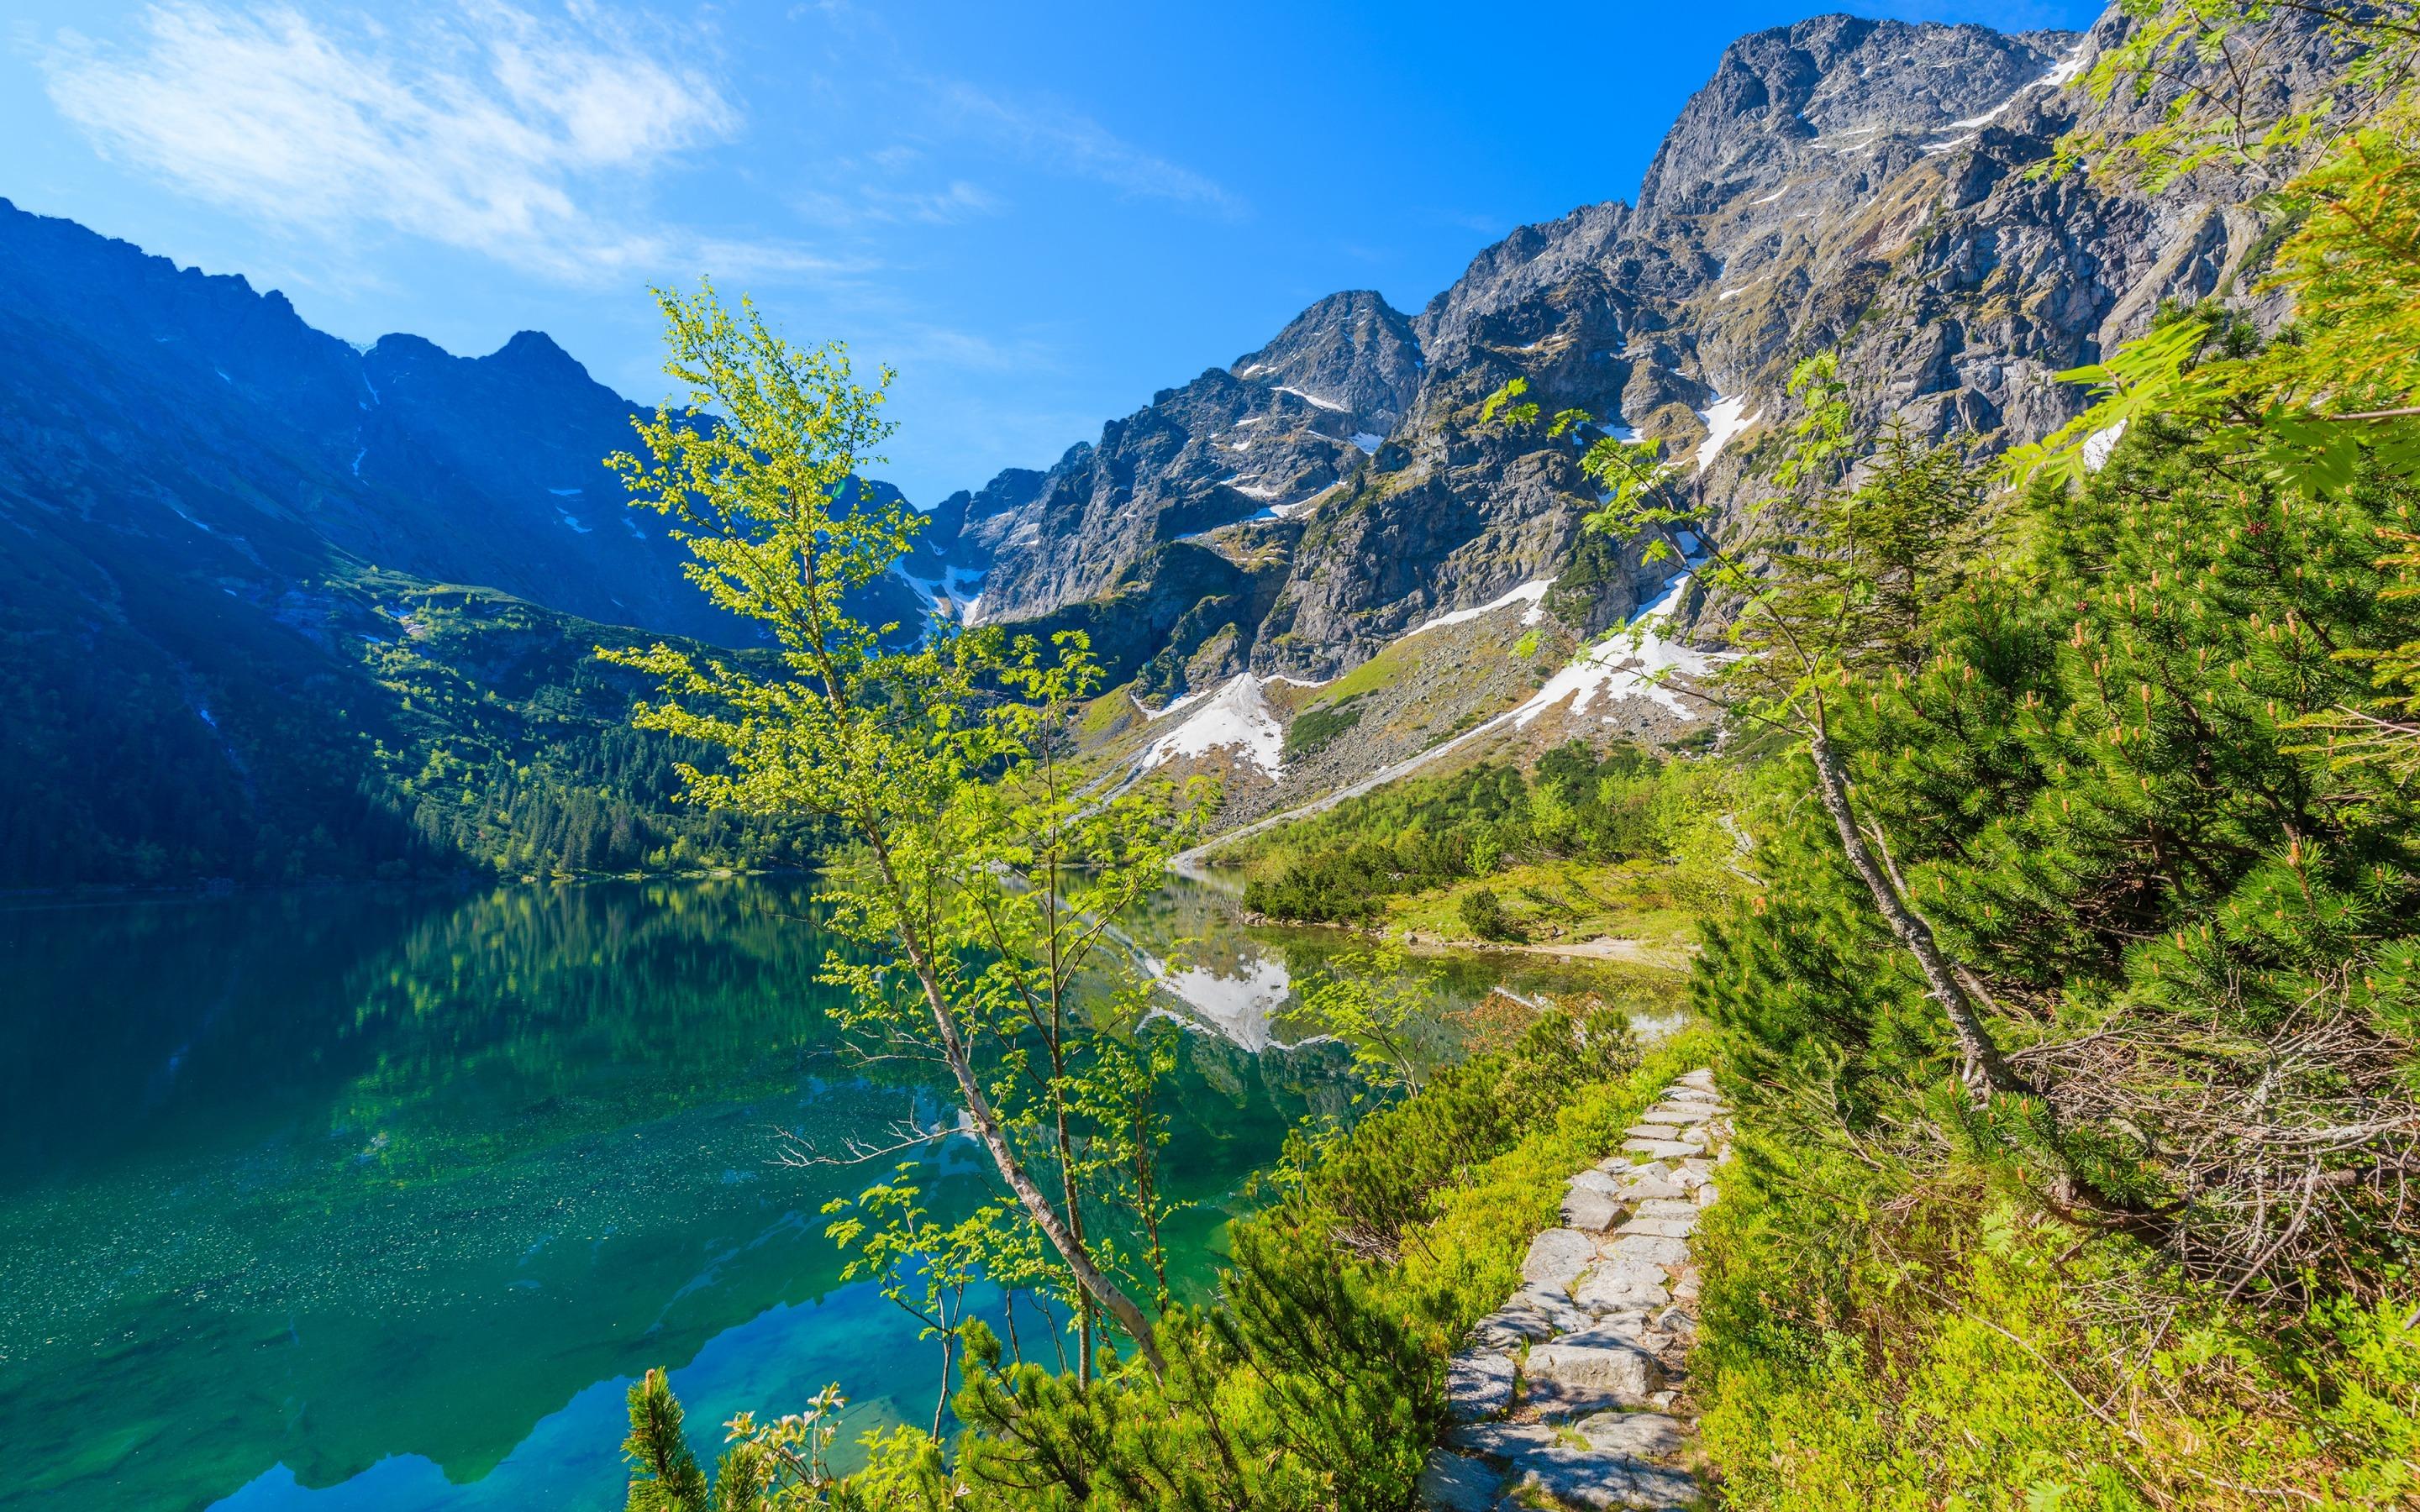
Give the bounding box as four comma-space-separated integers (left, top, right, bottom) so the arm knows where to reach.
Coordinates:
937, 3, 2349, 774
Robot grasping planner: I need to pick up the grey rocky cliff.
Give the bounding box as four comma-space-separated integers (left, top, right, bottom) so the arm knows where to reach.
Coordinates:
934, 3, 2347, 713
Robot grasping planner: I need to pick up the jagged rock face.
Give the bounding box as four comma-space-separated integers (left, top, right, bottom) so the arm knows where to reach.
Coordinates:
946, 3, 2346, 701
1232, 289, 1424, 432
929, 291, 1418, 627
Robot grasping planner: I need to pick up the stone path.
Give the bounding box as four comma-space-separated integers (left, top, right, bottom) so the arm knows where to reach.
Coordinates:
1420, 1068, 1728, 1511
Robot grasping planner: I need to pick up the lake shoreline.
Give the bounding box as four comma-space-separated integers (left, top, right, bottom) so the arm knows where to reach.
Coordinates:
1234, 906, 1695, 971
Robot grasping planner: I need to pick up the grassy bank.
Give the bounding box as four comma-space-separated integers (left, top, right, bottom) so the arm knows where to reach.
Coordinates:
621, 1003, 1709, 1509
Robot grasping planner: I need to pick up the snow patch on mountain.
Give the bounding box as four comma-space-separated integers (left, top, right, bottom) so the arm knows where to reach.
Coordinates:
1513, 567, 1725, 724
1140, 674, 1284, 775
1695, 395, 1760, 470
1140, 951, 1295, 1053
1400, 580, 1553, 641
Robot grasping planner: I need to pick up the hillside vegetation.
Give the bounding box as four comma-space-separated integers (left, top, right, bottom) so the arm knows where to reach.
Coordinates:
1219, 742, 1730, 942
1, 565, 813, 887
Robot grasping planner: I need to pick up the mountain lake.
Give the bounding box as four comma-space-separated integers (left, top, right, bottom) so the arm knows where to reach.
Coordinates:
0, 875, 1683, 1510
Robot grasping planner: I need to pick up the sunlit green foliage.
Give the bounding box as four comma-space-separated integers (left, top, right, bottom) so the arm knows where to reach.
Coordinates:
621, 1008, 1686, 1509
1232, 741, 1699, 923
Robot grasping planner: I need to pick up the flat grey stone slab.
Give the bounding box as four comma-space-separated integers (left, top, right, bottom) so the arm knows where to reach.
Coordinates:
1676, 1068, 1718, 1090
1519, 1447, 1697, 1512
1575, 1259, 1670, 1312
1604, 1233, 1691, 1267
1644, 1102, 1718, 1124
1522, 1227, 1601, 1289
1617, 1216, 1699, 1238
1446, 1347, 1518, 1422
1569, 1168, 1625, 1197
1563, 1187, 1623, 1232
1613, 1169, 1689, 1201
1575, 1409, 1695, 1460
1416, 1448, 1503, 1512
1508, 1283, 1594, 1333
1633, 1198, 1702, 1220
1469, 1306, 1558, 1353
1444, 1420, 1563, 1459
1624, 1123, 1686, 1140
1622, 1139, 1697, 1158
1525, 1324, 1665, 1412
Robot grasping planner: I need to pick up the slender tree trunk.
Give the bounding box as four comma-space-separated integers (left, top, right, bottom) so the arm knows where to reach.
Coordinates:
1806, 727, 2017, 1097
934, 1307, 954, 1439
861, 834, 1167, 1374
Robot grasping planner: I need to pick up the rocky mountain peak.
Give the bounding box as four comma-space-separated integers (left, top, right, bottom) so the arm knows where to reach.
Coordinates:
1231, 290, 1423, 433
1636, 16, 2081, 224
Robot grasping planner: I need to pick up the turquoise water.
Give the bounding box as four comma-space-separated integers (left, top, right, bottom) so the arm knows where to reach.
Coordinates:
0, 878, 1664, 1509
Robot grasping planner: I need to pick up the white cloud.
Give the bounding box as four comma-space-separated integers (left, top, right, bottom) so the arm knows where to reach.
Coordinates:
42, 2, 837, 284
933, 81, 1244, 218
797, 176, 1004, 228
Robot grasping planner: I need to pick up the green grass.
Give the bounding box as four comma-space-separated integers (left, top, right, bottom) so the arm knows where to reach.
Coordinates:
1396, 1028, 1714, 1329
1381, 858, 1700, 960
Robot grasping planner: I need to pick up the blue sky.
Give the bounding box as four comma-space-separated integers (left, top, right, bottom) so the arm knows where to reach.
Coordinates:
3, 0, 2100, 503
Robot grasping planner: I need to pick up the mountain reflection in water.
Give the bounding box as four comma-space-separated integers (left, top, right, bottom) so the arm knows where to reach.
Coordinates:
0, 876, 1677, 1511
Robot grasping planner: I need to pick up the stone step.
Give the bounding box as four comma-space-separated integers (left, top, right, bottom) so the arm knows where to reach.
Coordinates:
1444, 1421, 1698, 1512
1574, 1258, 1670, 1312
1622, 1138, 1697, 1158
1617, 1215, 1698, 1238
1561, 1185, 1623, 1232
1624, 1122, 1686, 1140
1633, 1197, 1702, 1220
1601, 1232, 1691, 1267
1644, 1102, 1722, 1124
1445, 1347, 1517, 1422
1523, 1326, 1665, 1413
1601, 1165, 1689, 1200
1521, 1227, 1601, 1288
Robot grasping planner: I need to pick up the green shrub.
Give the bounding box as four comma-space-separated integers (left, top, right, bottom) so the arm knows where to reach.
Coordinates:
1281, 695, 1364, 761
1457, 886, 1520, 941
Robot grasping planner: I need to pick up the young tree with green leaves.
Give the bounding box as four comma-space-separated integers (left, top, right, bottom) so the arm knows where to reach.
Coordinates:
599, 282, 1203, 1380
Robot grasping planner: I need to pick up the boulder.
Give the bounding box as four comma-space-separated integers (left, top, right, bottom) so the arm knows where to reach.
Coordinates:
1415, 1448, 1502, 1512
1562, 1186, 1623, 1231
1445, 1348, 1518, 1422
1521, 1227, 1601, 1289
